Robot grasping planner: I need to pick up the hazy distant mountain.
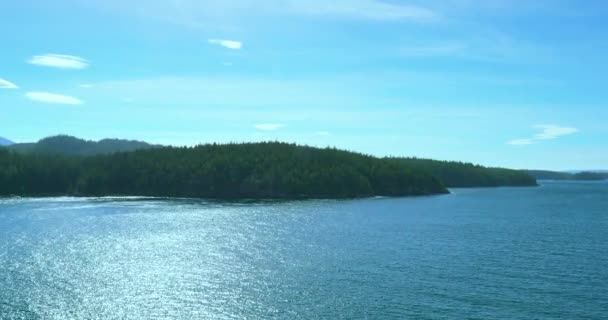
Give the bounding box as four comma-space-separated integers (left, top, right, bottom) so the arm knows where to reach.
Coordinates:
565, 169, 608, 174
8, 135, 159, 156
0, 137, 13, 146
524, 170, 608, 181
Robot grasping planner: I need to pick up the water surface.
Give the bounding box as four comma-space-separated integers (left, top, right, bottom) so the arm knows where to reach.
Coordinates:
1, 181, 607, 319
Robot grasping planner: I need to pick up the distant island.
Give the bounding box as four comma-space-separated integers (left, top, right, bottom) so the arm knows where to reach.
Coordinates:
523, 170, 608, 181
0, 135, 537, 199
0, 137, 13, 147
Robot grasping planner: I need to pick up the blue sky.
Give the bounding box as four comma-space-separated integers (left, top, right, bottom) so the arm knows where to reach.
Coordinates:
1, 0, 607, 170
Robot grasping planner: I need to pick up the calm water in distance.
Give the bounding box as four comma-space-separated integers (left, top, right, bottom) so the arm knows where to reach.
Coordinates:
1, 181, 607, 319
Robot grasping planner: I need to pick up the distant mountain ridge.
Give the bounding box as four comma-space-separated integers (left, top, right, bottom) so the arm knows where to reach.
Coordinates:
391, 158, 537, 188
5, 135, 159, 156
523, 170, 608, 181
0, 137, 13, 146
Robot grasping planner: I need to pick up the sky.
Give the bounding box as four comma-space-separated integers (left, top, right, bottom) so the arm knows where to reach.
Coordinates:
1, 0, 607, 170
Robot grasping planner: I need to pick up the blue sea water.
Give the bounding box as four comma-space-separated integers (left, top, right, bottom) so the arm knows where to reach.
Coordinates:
0, 181, 607, 319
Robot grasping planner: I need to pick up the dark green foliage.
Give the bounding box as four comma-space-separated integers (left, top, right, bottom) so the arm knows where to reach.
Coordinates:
523, 170, 573, 180
388, 158, 538, 188
0, 142, 449, 199
0, 149, 80, 196
7, 135, 157, 156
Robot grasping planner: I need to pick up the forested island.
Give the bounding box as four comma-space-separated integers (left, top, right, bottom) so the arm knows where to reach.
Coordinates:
390, 158, 538, 188
523, 170, 608, 181
0, 135, 538, 199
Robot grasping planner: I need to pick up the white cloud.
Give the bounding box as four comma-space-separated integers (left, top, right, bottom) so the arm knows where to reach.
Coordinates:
79, 83, 94, 88
533, 124, 578, 140
208, 39, 242, 50
508, 124, 578, 146
0, 78, 18, 89
254, 123, 284, 131
28, 54, 89, 69
25, 92, 84, 105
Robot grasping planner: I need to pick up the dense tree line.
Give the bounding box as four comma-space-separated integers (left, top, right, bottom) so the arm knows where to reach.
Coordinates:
0, 143, 449, 199
572, 172, 608, 180
388, 158, 538, 188
524, 170, 608, 181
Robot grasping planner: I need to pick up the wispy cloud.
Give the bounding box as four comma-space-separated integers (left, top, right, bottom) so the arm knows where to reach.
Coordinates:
208, 39, 242, 50
507, 139, 535, 146
79, 83, 94, 88
288, 0, 437, 21
316, 131, 330, 136
90, 0, 437, 27
399, 42, 468, 57
25, 92, 84, 105
0, 78, 18, 89
28, 54, 89, 69
87, 72, 546, 111
395, 32, 556, 65
508, 124, 578, 145
87, 76, 362, 108
254, 123, 284, 131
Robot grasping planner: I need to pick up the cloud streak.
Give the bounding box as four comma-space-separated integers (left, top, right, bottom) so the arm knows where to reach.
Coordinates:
89, 0, 438, 26
208, 39, 242, 50
25, 92, 84, 105
0, 78, 18, 89
399, 42, 468, 57
28, 54, 89, 69
287, 0, 437, 21
508, 124, 578, 145
254, 123, 284, 131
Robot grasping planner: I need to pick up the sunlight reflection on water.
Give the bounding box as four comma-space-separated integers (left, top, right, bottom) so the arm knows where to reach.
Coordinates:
1, 182, 607, 319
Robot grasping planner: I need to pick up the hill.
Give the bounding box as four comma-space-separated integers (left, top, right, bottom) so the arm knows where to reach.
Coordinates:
0, 137, 13, 146
524, 170, 608, 181
0, 142, 449, 199
389, 158, 538, 188
7, 135, 158, 156
0, 136, 539, 199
